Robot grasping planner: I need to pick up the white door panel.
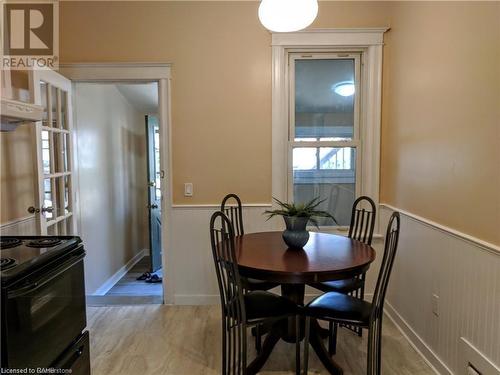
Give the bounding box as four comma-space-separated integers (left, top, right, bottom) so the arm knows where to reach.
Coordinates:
29, 70, 76, 235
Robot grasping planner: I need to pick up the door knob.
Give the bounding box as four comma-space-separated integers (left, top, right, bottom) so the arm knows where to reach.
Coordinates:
148, 181, 155, 187
147, 204, 159, 209
28, 206, 53, 214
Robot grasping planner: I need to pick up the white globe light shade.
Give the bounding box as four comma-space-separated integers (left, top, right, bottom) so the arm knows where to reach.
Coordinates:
258, 0, 319, 33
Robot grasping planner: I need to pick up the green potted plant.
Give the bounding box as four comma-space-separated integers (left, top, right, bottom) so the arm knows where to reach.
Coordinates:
265, 197, 337, 249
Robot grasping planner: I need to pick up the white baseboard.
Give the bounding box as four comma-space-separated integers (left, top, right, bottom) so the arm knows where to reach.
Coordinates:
384, 301, 454, 375
92, 249, 148, 296
460, 337, 500, 375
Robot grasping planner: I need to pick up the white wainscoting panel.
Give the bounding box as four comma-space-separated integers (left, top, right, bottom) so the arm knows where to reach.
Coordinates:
170, 205, 385, 304
380, 205, 500, 375
0, 216, 37, 235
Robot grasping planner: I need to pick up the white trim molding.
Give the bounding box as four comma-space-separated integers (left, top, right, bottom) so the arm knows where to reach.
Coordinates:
0, 215, 37, 236
271, 28, 389, 47
92, 249, 148, 296
58, 63, 174, 304
271, 28, 388, 233
384, 301, 452, 375
460, 337, 500, 375
171, 203, 272, 209
59, 63, 171, 81
380, 203, 500, 255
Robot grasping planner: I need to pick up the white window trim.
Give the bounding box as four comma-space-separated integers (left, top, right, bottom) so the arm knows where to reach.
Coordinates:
271, 28, 388, 234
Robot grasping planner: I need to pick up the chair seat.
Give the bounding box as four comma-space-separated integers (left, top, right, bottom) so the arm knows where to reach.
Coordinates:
309, 277, 364, 294
242, 277, 279, 292
305, 291, 372, 327
244, 291, 298, 322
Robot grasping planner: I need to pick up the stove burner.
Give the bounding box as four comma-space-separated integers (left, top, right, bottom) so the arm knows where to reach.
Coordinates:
0, 258, 17, 270
0, 238, 22, 249
26, 238, 62, 248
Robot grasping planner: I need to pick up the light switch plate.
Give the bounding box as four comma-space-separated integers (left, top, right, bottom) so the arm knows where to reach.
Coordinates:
184, 183, 193, 197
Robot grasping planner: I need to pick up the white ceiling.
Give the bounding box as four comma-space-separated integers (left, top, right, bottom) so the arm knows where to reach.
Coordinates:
115, 82, 158, 114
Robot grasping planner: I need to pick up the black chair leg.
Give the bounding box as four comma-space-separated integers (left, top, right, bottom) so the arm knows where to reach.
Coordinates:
376, 318, 383, 375
328, 321, 337, 356
303, 316, 310, 375
255, 324, 262, 354
367, 319, 382, 375
295, 316, 300, 375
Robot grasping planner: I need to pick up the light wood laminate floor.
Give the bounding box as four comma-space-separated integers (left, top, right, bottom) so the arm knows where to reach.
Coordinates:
87, 305, 434, 375
106, 256, 163, 297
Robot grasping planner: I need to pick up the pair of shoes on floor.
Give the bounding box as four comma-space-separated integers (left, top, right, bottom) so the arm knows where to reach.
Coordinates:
136, 272, 162, 283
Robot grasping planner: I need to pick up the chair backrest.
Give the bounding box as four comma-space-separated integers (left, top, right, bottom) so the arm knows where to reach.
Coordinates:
221, 193, 244, 236
209, 211, 247, 374
348, 196, 377, 246
370, 212, 400, 322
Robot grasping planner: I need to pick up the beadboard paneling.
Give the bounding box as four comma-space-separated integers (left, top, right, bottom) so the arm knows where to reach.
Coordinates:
0, 216, 38, 236
169, 205, 385, 304
380, 205, 500, 374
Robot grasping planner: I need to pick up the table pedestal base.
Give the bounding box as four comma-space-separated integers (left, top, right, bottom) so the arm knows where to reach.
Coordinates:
246, 284, 343, 375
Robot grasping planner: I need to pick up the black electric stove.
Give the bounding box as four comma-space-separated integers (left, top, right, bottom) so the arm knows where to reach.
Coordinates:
0, 236, 82, 285
1, 236, 90, 374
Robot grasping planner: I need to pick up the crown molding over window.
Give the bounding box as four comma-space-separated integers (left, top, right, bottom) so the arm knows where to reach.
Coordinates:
271, 28, 388, 233
271, 28, 389, 46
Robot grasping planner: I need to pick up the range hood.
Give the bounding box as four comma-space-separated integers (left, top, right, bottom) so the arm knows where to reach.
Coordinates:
1, 98, 44, 131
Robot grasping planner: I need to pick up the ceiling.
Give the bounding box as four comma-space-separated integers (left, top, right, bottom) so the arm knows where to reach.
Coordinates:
115, 82, 158, 114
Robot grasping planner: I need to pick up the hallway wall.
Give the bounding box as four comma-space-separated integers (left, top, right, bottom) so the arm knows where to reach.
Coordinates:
74, 83, 149, 294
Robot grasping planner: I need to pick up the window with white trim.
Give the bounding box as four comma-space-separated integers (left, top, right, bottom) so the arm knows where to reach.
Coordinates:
288, 53, 361, 226
272, 30, 386, 233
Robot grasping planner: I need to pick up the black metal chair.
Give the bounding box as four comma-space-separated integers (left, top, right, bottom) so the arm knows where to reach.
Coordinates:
221, 194, 279, 293
308, 195, 377, 353
210, 211, 301, 375
302, 212, 401, 375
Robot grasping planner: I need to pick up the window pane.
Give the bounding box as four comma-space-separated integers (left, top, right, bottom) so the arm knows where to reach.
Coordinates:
60, 90, 67, 130
50, 85, 57, 128
42, 130, 51, 174
293, 148, 356, 226
319, 147, 353, 170
40, 82, 48, 125
64, 176, 70, 214
62, 133, 70, 172
43, 178, 53, 219
54, 133, 62, 173
293, 148, 317, 170
295, 59, 355, 140
154, 126, 161, 200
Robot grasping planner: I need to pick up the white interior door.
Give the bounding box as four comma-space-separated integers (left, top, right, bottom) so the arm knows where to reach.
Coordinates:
29, 70, 76, 235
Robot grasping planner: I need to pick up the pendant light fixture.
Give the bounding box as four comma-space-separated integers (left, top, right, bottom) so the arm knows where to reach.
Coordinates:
258, 0, 319, 33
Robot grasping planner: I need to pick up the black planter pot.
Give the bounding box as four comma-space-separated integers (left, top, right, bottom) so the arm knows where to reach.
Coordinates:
282, 216, 309, 249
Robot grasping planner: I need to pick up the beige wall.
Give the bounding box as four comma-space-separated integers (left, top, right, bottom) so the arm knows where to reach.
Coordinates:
380, 1, 500, 245
59, 1, 499, 245
0, 1, 495, 244
75, 83, 149, 294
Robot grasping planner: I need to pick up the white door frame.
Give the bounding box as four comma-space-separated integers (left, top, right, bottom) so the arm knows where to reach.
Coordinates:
59, 63, 174, 304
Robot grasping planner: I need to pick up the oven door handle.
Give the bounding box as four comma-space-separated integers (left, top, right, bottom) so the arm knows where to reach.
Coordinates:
7, 252, 85, 299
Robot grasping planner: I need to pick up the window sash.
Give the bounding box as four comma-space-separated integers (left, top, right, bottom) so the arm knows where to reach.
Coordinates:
287, 53, 362, 216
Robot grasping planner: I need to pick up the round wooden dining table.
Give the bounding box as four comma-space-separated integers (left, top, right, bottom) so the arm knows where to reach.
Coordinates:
234, 231, 376, 375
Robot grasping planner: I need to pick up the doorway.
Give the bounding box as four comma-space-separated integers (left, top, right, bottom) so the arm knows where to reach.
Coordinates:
58, 63, 173, 305
73, 82, 163, 305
